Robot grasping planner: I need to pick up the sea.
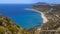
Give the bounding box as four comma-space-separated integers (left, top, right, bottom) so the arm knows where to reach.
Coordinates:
0, 4, 43, 29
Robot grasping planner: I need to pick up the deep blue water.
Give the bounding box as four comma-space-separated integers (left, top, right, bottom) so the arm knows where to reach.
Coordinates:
0, 4, 43, 28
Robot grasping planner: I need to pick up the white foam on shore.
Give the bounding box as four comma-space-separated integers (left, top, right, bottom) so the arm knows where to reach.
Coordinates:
25, 8, 48, 23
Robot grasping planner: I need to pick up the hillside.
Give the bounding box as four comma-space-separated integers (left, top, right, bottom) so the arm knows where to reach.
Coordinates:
30, 2, 60, 34
0, 14, 32, 34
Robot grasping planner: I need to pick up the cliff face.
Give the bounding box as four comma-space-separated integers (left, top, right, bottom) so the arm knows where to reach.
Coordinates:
31, 2, 60, 34
0, 14, 32, 34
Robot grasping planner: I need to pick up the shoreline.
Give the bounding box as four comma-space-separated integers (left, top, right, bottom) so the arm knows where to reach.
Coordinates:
25, 8, 48, 23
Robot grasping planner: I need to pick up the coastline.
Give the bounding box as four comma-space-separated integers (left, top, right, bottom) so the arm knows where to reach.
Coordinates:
25, 8, 48, 23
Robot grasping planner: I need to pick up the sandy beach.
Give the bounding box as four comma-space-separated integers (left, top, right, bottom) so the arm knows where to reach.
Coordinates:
25, 8, 48, 23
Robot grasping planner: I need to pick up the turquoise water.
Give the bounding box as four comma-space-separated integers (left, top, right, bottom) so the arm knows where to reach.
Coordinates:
0, 4, 43, 28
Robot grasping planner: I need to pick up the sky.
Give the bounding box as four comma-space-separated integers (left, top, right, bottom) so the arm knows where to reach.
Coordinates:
0, 0, 60, 4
